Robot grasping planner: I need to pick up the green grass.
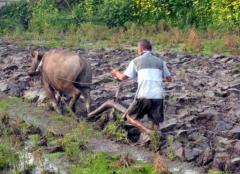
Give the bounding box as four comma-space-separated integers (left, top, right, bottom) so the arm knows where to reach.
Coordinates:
69, 151, 154, 174
2, 21, 239, 57
0, 101, 14, 107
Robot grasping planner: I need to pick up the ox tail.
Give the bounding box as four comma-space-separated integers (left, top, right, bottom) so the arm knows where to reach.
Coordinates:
73, 58, 92, 89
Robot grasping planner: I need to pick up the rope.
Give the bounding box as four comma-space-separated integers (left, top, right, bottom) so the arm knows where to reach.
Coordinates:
28, 70, 92, 87
64, 0, 81, 24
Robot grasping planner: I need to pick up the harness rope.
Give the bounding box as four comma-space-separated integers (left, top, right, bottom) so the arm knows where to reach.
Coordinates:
28, 70, 92, 87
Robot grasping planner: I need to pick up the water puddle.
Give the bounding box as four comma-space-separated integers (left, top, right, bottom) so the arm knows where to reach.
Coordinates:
18, 141, 68, 174
170, 165, 202, 174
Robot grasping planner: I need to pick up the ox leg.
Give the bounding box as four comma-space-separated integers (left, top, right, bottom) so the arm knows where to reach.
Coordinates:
55, 91, 62, 105
69, 90, 81, 113
81, 88, 91, 113
44, 84, 62, 114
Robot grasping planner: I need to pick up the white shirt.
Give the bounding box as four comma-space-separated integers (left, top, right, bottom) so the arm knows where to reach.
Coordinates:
123, 52, 171, 99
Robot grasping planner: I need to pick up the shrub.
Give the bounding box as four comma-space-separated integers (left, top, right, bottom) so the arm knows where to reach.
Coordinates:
28, 12, 77, 34
0, 0, 32, 30
99, 0, 135, 28
0, 19, 24, 34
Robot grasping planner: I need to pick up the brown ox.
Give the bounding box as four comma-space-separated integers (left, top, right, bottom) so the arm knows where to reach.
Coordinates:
28, 49, 92, 114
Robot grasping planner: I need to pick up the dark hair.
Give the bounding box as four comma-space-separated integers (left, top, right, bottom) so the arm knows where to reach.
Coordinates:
138, 39, 152, 50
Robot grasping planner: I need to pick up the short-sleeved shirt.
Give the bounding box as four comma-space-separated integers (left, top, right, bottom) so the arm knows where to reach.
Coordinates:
123, 51, 171, 99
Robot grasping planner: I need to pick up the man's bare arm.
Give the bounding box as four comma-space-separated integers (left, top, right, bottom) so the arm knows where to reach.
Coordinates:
111, 69, 128, 81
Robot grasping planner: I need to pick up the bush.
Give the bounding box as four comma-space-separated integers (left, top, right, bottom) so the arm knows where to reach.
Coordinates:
0, 0, 32, 30
72, 3, 86, 23
28, 12, 77, 34
0, 19, 25, 34
99, 0, 135, 28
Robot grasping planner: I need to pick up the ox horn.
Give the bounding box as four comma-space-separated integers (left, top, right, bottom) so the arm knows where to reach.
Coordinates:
33, 50, 39, 58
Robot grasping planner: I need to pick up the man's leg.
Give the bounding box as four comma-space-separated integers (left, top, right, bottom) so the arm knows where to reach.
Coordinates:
125, 114, 151, 134
151, 121, 160, 131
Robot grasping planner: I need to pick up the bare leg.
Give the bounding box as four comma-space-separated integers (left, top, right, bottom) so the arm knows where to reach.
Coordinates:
125, 114, 151, 134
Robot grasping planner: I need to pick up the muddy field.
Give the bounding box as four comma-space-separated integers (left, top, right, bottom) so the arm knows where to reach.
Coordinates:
0, 40, 240, 173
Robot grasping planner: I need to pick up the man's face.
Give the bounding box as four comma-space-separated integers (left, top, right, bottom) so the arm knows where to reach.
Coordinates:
137, 46, 143, 55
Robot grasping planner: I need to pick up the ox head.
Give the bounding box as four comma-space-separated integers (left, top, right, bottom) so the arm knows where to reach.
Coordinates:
28, 50, 44, 76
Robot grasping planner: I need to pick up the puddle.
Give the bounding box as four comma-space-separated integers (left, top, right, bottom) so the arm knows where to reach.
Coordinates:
18, 141, 69, 174
170, 165, 203, 174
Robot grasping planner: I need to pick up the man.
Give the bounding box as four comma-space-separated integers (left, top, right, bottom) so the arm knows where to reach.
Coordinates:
111, 39, 172, 135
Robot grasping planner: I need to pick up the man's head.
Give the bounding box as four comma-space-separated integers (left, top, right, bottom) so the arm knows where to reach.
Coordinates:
137, 39, 152, 55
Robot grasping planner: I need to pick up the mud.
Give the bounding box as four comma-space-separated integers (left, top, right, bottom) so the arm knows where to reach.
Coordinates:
0, 40, 240, 173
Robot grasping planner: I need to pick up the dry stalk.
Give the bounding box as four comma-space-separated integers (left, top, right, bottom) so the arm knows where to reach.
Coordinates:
116, 153, 133, 167
224, 34, 238, 49
207, 29, 218, 42
170, 27, 183, 45
32, 148, 45, 164
108, 153, 133, 169
153, 152, 171, 174
189, 29, 202, 53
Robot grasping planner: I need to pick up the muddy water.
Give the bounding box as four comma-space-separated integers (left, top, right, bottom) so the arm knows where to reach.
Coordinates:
20, 141, 68, 174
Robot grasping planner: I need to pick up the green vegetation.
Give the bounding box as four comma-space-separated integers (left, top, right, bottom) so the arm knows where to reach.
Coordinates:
69, 152, 154, 174
165, 94, 180, 106
0, 0, 239, 56
166, 136, 176, 160
103, 112, 129, 142
0, 101, 14, 107
208, 170, 233, 174
0, 95, 163, 173
0, 109, 31, 173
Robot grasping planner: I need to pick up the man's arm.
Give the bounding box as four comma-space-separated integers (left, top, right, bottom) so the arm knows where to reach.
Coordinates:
111, 69, 128, 81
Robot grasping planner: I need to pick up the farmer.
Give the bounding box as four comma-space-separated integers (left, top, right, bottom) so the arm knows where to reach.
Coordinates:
111, 39, 172, 136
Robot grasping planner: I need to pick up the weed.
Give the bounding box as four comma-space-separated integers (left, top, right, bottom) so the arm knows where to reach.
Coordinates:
32, 148, 45, 168
103, 112, 129, 142
166, 136, 176, 160
149, 131, 161, 152
233, 66, 240, 71
61, 134, 87, 160
208, 169, 233, 174
184, 29, 203, 53
103, 121, 129, 142
165, 94, 180, 106
169, 27, 183, 45
29, 134, 40, 151
70, 151, 154, 174
0, 101, 14, 107
0, 141, 20, 169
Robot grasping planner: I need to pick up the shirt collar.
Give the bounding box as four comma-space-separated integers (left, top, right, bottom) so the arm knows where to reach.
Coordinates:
141, 51, 154, 55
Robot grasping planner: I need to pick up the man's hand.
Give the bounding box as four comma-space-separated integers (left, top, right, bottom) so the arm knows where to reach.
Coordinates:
111, 69, 119, 77
111, 69, 128, 81
163, 76, 172, 82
